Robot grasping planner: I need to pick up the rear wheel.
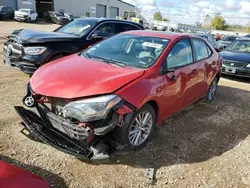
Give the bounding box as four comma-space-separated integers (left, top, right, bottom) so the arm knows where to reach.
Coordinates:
202, 77, 218, 103
124, 104, 156, 150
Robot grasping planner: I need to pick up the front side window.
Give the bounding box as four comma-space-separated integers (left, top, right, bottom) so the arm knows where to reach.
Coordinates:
82, 34, 170, 69
167, 39, 193, 69
226, 40, 250, 53
55, 19, 97, 36
192, 39, 209, 61
92, 23, 115, 38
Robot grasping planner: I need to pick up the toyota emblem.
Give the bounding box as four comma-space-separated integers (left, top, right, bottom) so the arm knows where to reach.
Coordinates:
6, 44, 12, 56
24, 96, 35, 107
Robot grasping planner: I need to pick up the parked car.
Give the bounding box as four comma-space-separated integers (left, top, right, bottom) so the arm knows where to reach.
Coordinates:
220, 37, 250, 78
46, 11, 70, 25
244, 34, 250, 38
0, 6, 14, 20
3, 18, 144, 75
194, 33, 222, 52
217, 36, 237, 50
0, 161, 49, 188
64, 13, 77, 21
14, 9, 37, 22
15, 31, 222, 160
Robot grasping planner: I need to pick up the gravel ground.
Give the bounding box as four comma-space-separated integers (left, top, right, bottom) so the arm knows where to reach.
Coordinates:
0, 21, 250, 188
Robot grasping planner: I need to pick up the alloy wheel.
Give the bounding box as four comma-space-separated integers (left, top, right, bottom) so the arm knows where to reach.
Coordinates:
128, 111, 153, 146
208, 80, 217, 101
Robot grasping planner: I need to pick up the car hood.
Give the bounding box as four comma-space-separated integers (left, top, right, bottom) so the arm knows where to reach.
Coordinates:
220, 50, 250, 63
30, 54, 145, 99
8, 29, 79, 44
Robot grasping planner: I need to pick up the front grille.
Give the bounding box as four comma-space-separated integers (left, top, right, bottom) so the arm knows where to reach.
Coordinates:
223, 61, 246, 67
14, 106, 92, 158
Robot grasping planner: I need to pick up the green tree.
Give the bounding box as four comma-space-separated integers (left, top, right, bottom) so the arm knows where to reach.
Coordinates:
211, 14, 228, 30
154, 12, 163, 21
246, 22, 250, 33
163, 18, 168, 22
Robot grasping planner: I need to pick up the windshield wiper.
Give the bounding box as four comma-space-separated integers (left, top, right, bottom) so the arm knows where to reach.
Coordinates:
87, 55, 128, 68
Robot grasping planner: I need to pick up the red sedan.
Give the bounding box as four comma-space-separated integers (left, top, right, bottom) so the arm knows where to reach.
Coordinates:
15, 31, 222, 160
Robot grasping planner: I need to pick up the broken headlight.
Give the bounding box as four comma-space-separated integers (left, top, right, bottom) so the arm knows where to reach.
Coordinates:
61, 95, 122, 122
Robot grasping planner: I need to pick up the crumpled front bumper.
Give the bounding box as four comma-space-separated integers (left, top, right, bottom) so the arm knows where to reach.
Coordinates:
14, 106, 93, 159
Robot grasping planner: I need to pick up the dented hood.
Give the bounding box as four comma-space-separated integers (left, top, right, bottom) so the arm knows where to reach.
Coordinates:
30, 54, 145, 98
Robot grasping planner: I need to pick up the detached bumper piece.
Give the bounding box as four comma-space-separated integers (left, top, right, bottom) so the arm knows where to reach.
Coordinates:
14, 106, 93, 159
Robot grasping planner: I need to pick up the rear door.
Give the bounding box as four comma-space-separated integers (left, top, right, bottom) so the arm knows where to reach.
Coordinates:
183, 38, 211, 103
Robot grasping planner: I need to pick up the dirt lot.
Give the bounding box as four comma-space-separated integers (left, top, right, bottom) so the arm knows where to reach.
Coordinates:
0, 21, 250, 188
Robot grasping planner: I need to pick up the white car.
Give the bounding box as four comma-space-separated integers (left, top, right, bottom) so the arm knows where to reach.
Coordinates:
14, 9, 37, 22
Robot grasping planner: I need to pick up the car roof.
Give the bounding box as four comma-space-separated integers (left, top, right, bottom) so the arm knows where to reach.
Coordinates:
123, 30, 194, 40
75, 17, 143, 26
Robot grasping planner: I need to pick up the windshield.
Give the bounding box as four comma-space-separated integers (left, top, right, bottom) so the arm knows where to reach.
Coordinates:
55, 19, 97, 36
226, 40, 250, 53
82, 34, 170, 69
0, 6, 3, 11
54, 12, 63, 17
19, 9, 29, 13
223, 36, 236, 41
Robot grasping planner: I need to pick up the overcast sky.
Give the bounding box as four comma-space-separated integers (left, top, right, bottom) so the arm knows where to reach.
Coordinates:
123, 0, 250, 26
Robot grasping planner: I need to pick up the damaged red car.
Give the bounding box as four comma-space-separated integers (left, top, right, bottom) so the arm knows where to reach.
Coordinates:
15, 31, 222, 160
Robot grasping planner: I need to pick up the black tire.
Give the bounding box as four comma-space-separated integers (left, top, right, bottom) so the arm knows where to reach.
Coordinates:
202, 77, 219, 104
123, 104, 157, 150
0, 15, 2, 20
27, 17, 31, 23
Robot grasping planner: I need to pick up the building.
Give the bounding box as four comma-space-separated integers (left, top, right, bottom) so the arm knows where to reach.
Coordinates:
1, 0, 135, 19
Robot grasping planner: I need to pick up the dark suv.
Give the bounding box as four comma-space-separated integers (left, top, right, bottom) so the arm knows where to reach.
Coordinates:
0, 6, 14, 20
3, 18, 144, 75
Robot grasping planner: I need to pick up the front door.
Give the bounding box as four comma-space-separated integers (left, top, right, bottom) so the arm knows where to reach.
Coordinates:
162, 38, 194, 116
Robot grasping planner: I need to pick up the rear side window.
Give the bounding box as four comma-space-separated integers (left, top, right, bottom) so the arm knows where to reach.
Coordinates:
116, 23, 140, 33
192, 39, 209, 61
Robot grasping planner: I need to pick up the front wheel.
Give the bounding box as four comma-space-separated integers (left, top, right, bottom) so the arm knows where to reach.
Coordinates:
202, 77, 218, 103
125, 104, 156, 150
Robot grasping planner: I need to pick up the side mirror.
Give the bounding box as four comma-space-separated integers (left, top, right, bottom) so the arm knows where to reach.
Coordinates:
160, 60, 175, 75
90, 33, 104, 40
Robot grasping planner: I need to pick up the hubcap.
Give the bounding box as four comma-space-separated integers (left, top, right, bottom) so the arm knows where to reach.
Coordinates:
128, 112, 153, 146
208, 80, 217, 101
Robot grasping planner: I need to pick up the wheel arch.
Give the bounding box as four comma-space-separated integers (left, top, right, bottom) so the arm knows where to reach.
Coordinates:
145, 100, 159, 122
46, 51, 71, 63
